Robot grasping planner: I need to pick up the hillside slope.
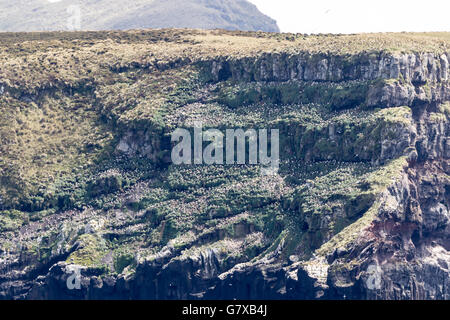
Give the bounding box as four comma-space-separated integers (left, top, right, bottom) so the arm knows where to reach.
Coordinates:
0, 30, 449, 299
0, 0, 279, 32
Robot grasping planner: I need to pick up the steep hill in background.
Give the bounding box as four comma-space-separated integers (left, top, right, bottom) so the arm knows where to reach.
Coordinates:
0, 0, 279, 32
0, 30, 449, 299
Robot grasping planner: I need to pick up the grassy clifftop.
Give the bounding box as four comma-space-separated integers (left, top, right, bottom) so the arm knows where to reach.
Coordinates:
1, 30, 449, 90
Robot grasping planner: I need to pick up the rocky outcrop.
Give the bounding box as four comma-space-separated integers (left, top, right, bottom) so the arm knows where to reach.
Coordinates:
206, 52, 449, 84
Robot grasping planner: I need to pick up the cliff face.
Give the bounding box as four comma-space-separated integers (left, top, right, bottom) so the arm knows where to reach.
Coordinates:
0, 31, 448, 300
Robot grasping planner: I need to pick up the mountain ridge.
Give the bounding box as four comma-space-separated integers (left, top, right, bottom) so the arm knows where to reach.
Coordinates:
0, 0, 280, 32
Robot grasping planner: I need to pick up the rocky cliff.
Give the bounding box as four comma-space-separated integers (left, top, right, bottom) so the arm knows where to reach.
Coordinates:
0, 30, 448, 299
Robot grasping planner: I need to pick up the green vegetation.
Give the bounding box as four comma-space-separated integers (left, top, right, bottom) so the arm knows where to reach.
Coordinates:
0, 30, 445, 277
66, 234, 108, 267
114, 249, 136, 274
214, 80, 369, 110
0, 209, 29, 232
